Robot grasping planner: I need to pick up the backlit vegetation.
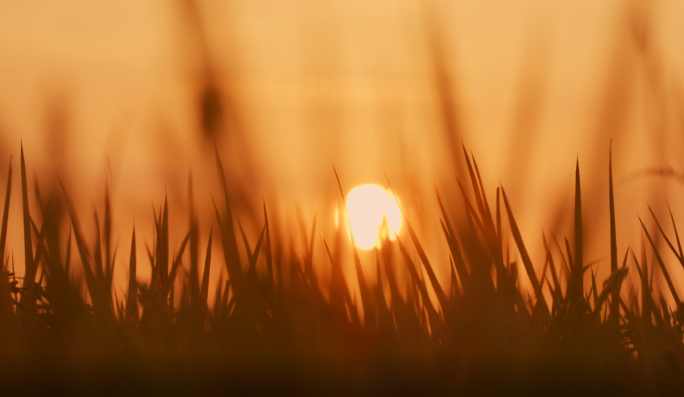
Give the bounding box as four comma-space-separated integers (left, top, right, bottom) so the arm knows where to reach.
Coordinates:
1, 142, 684, 394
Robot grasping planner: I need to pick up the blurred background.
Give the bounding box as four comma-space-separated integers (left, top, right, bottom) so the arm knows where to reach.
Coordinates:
0, 0, 683, 295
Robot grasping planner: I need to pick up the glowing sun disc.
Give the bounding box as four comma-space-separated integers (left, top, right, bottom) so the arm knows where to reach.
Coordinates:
345, 184, 402, 250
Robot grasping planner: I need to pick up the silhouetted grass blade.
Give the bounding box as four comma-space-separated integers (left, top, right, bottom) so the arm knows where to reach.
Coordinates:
0, 159, 11, 261
20, 144, 35, 310
609, 142, 620, 322
500, 186, 550, 321
639, 217, 681, 306
200, 229, 213, 309
569, 159, 584, 313
126, 228, 138, 324
386, 175, 449, 312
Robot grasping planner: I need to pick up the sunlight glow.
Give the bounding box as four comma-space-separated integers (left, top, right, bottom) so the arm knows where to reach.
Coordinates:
345, 184, 402, 250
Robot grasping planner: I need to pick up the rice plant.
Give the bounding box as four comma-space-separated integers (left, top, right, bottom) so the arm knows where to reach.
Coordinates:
1, 141, 683, 395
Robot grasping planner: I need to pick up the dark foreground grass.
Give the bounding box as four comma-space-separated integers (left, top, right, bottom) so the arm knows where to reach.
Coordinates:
1, 143, 684, 396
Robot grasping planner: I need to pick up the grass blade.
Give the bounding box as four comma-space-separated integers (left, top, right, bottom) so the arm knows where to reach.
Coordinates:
667, 202, 683, 259
639, 217, 681, 306
386, 175, 449, 312
609, 142, 620, 322
648, 206, 682, 262
500, 186, 550, 321
0, 158, 11, 262
188, 173, 200, 303
126, 228, 138, 324
333, 166, 371, 324
263, 201, 274, 289
215, 148, 243, 298
161, 231, 192, 298
200, 229, 213, 306
569, 159, 584, 311
20, 144, 36, 310
435, 186, 470, 291
321, 234, 359, 324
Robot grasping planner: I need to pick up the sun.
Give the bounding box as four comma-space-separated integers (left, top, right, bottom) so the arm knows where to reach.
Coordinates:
342, 184, 402, 250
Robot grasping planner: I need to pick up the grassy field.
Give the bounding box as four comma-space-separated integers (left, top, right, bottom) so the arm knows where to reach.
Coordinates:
0, 141, 683, 395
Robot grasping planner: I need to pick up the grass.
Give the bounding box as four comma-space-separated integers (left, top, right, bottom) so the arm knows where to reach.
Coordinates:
1, 142, 684, 396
